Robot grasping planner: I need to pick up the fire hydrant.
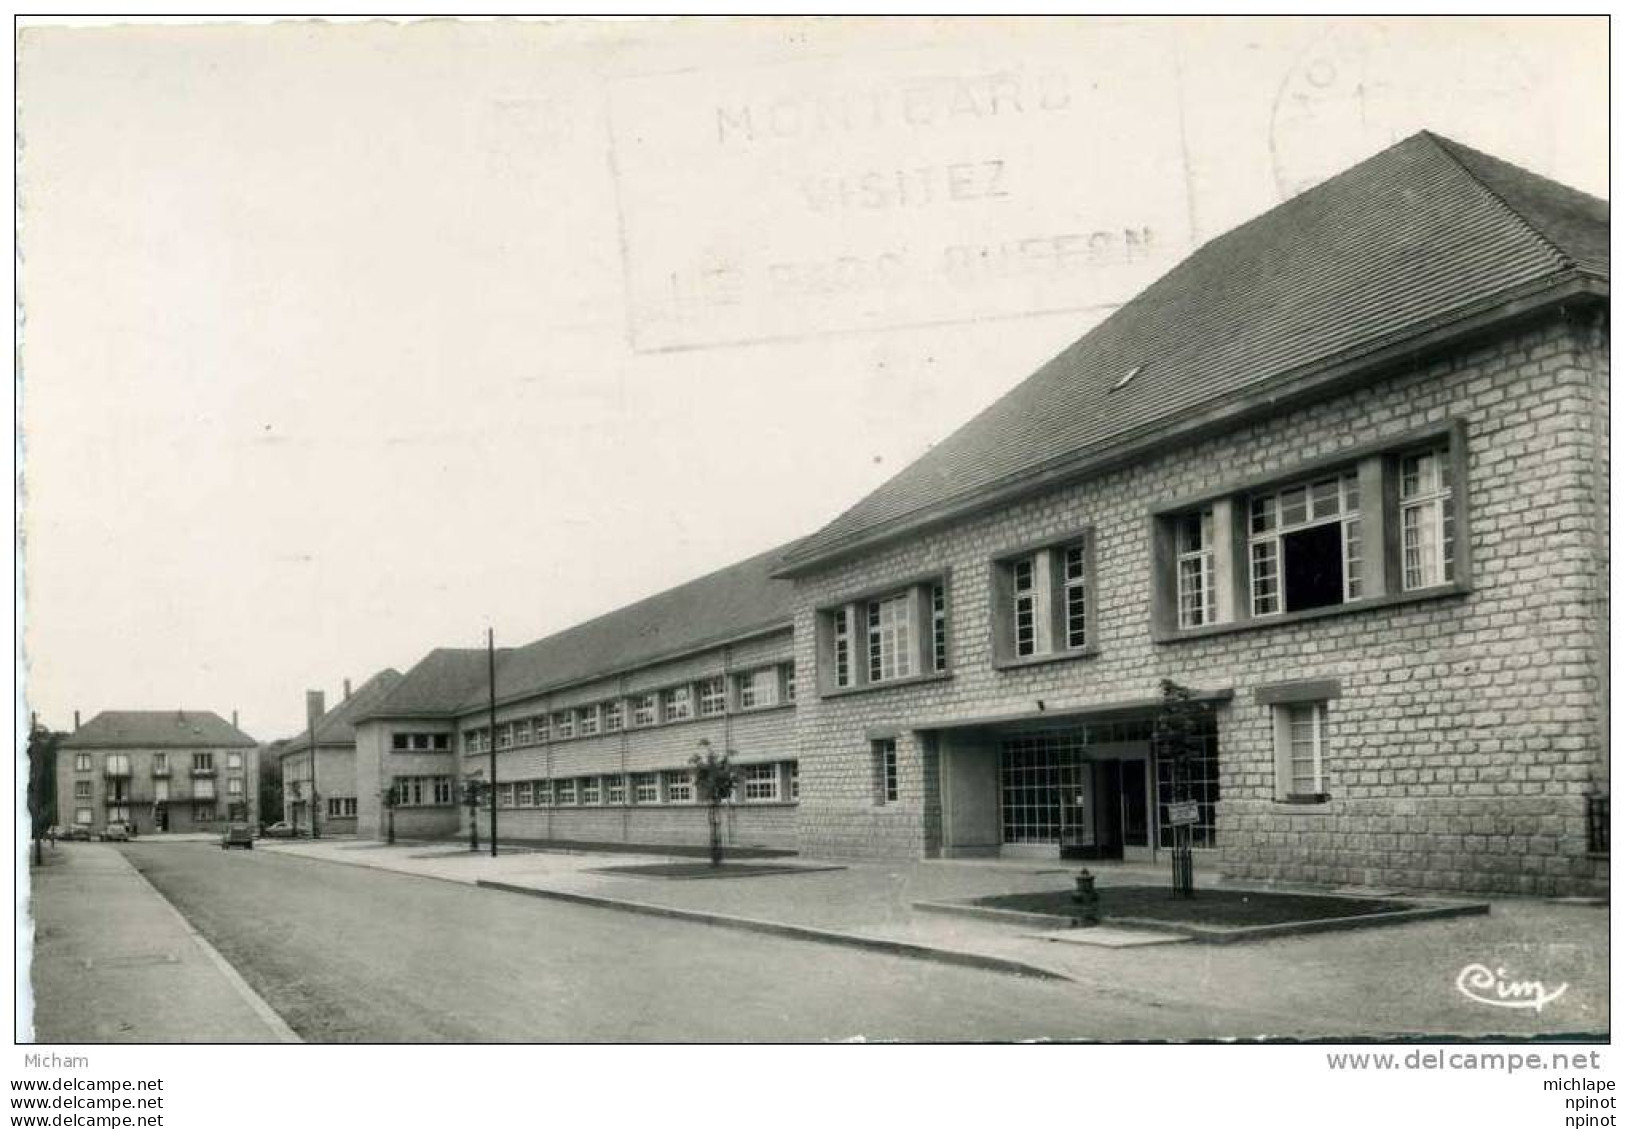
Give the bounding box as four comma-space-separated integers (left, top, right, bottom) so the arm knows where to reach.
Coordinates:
1071, 867, 1100, 925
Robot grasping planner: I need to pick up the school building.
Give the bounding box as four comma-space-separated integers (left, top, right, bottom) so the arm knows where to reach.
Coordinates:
350, 133, 1606, 897
277, 669, 402, 835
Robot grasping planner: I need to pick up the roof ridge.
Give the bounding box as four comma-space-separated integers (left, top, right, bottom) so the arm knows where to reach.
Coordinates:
1420, 131, 1579, 274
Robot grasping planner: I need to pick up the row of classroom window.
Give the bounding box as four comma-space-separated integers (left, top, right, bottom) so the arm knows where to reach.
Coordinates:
390, 762, 797, 808
818, 440, 1460, 692
72, 751, 244, 773
440, 663, 797, 756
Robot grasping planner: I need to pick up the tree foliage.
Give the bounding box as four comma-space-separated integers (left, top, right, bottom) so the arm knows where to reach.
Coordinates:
691, 740, 743, 867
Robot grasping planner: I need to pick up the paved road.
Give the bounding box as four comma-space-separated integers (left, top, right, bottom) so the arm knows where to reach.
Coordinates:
118, 842, 1183, 1042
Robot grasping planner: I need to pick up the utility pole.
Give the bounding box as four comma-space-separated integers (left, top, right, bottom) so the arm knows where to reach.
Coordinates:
487, 627, 498, 858
306, 691, 322, 841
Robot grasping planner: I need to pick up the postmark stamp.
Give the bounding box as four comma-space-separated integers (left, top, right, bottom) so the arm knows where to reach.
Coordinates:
606, 23, 1196, 352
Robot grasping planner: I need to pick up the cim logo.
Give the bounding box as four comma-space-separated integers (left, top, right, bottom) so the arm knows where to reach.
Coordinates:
1455, 963, 1569, 1013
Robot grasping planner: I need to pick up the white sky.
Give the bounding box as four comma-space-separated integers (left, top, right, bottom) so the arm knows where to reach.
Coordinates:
17, 16, 1608, 742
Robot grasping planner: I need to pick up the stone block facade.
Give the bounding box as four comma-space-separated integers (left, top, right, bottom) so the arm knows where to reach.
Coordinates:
789, 313, 1609, 896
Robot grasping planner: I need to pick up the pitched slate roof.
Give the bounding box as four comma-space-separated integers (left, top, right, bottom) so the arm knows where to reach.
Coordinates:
353, 648, 498, 721
778, 132, 1608, 574
279, 668, 404, 754
457, 542, 797, 712
61, 710, 257, 749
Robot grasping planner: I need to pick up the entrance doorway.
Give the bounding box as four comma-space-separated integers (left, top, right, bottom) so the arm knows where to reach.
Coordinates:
1000, 731, 1155, 860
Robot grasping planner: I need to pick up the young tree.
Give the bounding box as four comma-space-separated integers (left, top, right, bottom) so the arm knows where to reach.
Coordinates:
1153, 678, 1208, 898
381, 783, 400, 845
26, 721, 62, 867
690, 739, 742, 868
461, 778, 488, 852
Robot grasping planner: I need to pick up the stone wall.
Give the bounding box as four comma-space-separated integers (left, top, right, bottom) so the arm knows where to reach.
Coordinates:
789, 313, 1608, 896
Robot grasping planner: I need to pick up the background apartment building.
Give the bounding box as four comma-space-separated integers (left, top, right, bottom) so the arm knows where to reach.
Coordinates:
57, 710, 258, 835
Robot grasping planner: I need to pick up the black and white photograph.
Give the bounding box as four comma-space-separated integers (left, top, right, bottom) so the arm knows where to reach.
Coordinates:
10, 10, 1613, 1121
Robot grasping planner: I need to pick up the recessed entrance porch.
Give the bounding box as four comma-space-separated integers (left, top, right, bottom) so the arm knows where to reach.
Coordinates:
925, 699, 1222, 863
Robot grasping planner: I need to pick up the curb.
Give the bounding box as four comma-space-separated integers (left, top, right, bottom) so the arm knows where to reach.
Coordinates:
913, 899, 1081, 929
913, 895, 1489, 943
477, 880, 1073, 982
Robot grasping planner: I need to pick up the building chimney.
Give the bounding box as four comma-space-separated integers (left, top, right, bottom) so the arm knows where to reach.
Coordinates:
232, 709, 239, 730
343, 679, 352, 701
306, 691, 325, 731
73, 710, 80, 731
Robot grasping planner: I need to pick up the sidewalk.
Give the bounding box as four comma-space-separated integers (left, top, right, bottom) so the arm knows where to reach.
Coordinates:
26, 844, 299, 1043
264, 838, 1609, 1039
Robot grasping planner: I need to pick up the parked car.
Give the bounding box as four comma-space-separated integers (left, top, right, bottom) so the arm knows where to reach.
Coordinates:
261, 821, 299, 838
100, 823, 130, 842
221, 823, 255, 850
60, 825, 91, 842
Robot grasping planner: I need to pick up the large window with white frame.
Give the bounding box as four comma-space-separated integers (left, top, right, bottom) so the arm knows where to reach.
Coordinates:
1247, 470, 1363, 615
631, 694, 657, 727
533, 780, 553, 807
819, 578, 946, 694
603, 700, 623, 733
736, 668, 779, 710
578, 705, 600, 737
831, 607, 852, 688
697, 677, 727, 717
1176, 511, 1217, 629
742, 763, 780, 802
580, 776, 601, 805
1400, 447, 1455, 590
1156, 428, 1466, 638
930, 582, 948, 672
604, 775, 625, 804
534, 715, 551, 743
74, 753, 91, 772
554, 710, 575, 740
555, 778, 577, 806
515, 781, 533, 807
868, 594, 915, 683
992, 534, 1094, 664
663, 770, 693, 803
632, 773, 660, 804
662, 686, 693, 722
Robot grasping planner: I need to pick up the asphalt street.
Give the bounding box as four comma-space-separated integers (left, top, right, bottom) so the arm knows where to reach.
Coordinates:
117, 842, 1173, 1042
